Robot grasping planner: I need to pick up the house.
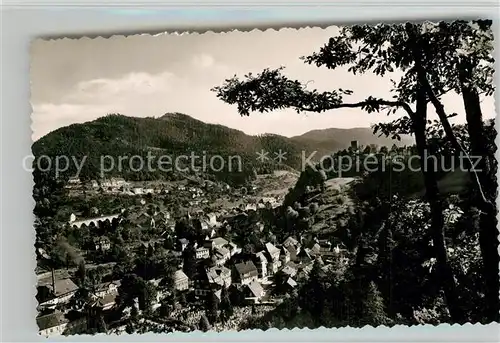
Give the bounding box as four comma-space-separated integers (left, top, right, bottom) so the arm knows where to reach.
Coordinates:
206, 213, 218, 226
280, 246, 291, 264
38, 273, 79, 307
67, 177, 81, 185
37, 311, 69, 337
284, 277, 298, 292
132, 187, 143, 195
212, 237, 229, 249
174, 270, 189, 291
206, 266, 232, 287
89, 180, 99, 189
265, 242, 280, 262
195, 247, 210, 259
177, 238, 189, 252
93, 280, 121, 299
243, 280, 265, 302
255, 222, 265, 232
226, 241, 242, 257
281, 262, 298, 278
197, 219, 209, 231
208, 228, 217, 238
233, 261, 259, 285
213, 246, 230, 266
310, 243, 322, 257
245, 203, 257, 212
93, 236, 111, 251
253, 251, 268, 279
283, 236, 299, 248
296, 263, 314, 280
265, 242, 281, 275
102, 177, 129, 189
94, 291, 118, 311
195, 265, 232, 296
286, 244, 301, 262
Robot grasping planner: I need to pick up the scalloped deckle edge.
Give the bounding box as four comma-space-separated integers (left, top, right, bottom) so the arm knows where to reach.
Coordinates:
30, 20, 498, 338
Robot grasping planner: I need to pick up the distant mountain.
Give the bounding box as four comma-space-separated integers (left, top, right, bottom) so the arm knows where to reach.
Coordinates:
291, 127, 414, 156
32, 113, 414, 185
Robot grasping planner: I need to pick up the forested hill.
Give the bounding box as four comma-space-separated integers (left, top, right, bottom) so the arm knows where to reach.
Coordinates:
292, 127, 413, 152
32, 113, 410, 185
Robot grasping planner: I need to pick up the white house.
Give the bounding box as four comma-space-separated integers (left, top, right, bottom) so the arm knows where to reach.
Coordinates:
206, 213, 218, 226
37, 312, 69, 337
92, 280, 121, 299
226, 242, 242, 257
174, 270, 189, 291
178, 238, 189, 252
254, 251, 268, 280
195, 247, 210, 259
214, 246, 230, 266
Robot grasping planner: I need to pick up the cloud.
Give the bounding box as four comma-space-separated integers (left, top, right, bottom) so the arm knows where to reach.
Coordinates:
191, 53, 215, 69
68, 71, 177, 104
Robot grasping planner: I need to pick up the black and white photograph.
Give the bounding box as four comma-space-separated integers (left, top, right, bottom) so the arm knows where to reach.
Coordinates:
30, 21, 498, 336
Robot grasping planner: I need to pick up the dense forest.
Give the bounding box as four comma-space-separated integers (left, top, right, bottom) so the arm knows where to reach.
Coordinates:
32, 112, 408, 186
212, 20, 499, 325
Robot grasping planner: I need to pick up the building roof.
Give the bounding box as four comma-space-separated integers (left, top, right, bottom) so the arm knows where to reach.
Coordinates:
297, 248, 313, 260
206, 266, 231, 285
36, 311, 67, 331
235, 261, 258, 276
286, 278, 298, 288
97, 291, 118, 307
255, 251, 268, 263
282, 265, 297, 277
212, 237, 229, 247
214, 246, 230, 258
283, 236, 299, 247
265, 242, 280, 255
174, 270, 189, 283
95, 280, 121, 292
48, 278, 78, 297
310, 243, 321, 255
246, 281, 264, 298
226, 242, 239, 252
286, 244, 299, 256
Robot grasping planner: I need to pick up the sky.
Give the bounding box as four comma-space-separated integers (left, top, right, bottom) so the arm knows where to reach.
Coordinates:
30, 26, 496, 141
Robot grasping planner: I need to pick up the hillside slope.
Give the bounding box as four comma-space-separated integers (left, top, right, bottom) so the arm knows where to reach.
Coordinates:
291, 127, 414, 154
32, 113, 413, 185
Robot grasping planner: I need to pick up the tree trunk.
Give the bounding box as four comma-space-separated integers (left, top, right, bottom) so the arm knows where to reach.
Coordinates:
413, 81, 465, 323
459, 62, 499, 323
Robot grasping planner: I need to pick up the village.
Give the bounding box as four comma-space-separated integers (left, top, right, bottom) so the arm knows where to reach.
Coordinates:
35, 172, 352, 336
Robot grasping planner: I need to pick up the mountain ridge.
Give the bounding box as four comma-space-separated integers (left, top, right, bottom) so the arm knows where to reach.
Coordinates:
32, 112, 414, 185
